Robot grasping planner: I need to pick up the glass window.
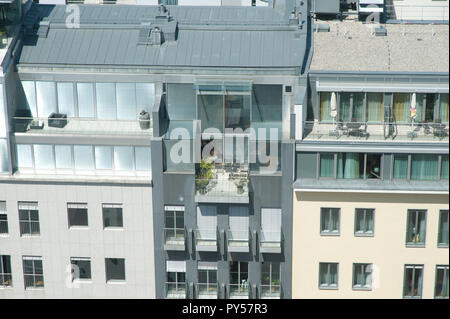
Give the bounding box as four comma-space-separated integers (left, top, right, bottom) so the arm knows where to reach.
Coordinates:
96, 83, 117, 120
229, 261, 249, 296
319, 153, 334, 178
36, 81, 57, 118
406, 210, 427, 246
319, 262, 338, 289
18, 202, 39, 236
136, 83, 155, 114
353, 263, 372, 290
0, 139, 9, 173
102, 204, 123, 228
197, 267, 217, 298
114, 146, 133, 171
424, 94, 436, 122
164, 209, 184, 244
164, 140, 194, 172
319, 92, 331, 122
337, 153, 364, 179
393, 93, 409, 123
23, 256, 44, 288
411, 154, 439, 180
367, 93, 383, 122
355, 209, 374, 236
352, 93, 364, 122
441, 155, 449, 180
33, 145, 54, 170
403, 265, 423, 298
17, 144, 33, 168
76, 83, 95, 118
261, 262, 281, 298
135, 146, 151, 171
166, 268, 186, 297
438, 210, 449, 247
198, 94, 223, 133
435, 265, 449, 299
0, 212, 8, 235
0, 84, 6, 138
105, 258, 125, 281
320, 208, 340, 235
225, 95, 251, 131
365, 154, 381, 179
70, 257, 91, 281
116, 83, 136, 120
439, 93, 449, 123
74, 145, 94, 170
252, 85, 282, 123
22, 81, 37, 117
0, 255, 12, 287
57, 83, 75, 117
393, 154, 408, 179
54, 145, 72, 169
167, 83, 196, 120
339, 93, 351, 122
95, 146, 113, 170
67, 203, 88, 227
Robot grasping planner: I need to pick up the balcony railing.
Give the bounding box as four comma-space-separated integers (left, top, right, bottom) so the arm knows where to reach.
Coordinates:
13, 117, 152, 137
228, 283, 250, 299
166, 282, 187, 299
303, 121, 449, 142
227, 229, 250, 253
259, 284, 281, 299
196, 283, 219, 299
260, 230, 282, 253
194, 228, 218, 252
163, 228, 185, 251
385, 4, 449, 22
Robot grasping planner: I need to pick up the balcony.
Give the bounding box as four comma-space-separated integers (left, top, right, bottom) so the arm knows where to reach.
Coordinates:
260, 230, 282, 254
195, 162, 249, 204
165, 282, 187, 299
303, 121, 449, 143
163, 228, 185, 251
196, 283, 218, 299
194, 228, 218, 252
259, 284, 281, 299
13, 116, 152, 137
228, 283, 250, 299
227, 229, 250, 253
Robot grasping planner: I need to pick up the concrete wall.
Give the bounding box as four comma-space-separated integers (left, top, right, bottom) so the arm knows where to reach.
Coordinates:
292, 191, 449, 299
0, 180, 155, 298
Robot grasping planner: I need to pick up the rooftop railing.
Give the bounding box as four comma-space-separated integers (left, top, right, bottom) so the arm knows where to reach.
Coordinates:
385, 4, 449, 22
303, 121, 449, 142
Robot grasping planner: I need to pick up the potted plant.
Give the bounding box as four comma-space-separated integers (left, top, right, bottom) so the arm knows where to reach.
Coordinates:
234, 178, 248, 194
139, 110, 151, 130
195, 160, 214, 195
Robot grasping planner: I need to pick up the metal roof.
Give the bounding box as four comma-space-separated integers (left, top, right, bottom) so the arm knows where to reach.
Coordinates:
19, 4, 306, 70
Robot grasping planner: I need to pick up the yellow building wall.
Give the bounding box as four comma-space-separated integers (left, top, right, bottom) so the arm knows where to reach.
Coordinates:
292, 191, 449, 299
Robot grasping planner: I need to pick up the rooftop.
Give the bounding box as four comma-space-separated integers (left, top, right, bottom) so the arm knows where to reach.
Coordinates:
18, 4, 307, 71
310, 20, 449, 73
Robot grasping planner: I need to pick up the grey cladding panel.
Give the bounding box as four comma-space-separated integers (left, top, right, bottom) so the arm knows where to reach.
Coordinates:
296, 152, 317, 179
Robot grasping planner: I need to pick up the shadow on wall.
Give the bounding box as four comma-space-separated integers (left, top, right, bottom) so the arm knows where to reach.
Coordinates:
295, 192, 449, 205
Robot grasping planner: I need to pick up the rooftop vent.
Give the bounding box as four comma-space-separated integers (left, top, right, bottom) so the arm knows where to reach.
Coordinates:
374, 26, 387, 37
138, 6, 178, 46
149, 27, 163, 46
37, 18, 50, 38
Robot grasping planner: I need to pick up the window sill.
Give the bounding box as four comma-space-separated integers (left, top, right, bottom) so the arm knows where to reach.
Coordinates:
106, 280, 126, 284
405, 243, 426, 248
25, 287, 45, 290
354, 233, 374, 237
352, 286, 372, 291
319, 286, 339, 290
103, 227, 124, 231
0, 285, 13, 289
73, 279, 92, 284
20, 234, 41, 238
69, 226, 89, 230
320, 232, 340, 237
437, 244, 449, 248
0, 233, 9, 237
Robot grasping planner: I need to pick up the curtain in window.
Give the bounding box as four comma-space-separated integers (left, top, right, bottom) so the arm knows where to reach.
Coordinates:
331, 210, 339, 232
367, 212, 374, 232
344, 153, 360, 179
440, 93, 449, 123
319, 264, 327, 285
393, 154, 408, 179
352, 93, 364, 122
330, 264, 338, 285
441, 155, 449, 180
339, 93, 351, 122
320, 154, 334, 178
393, 93, 409, 123
355, 267, 363, 286
418, 214, 426, 244
411, 154, 439, 180
366, 93, 383, 122
319, 92, 331, 122
356, 212, 365, 232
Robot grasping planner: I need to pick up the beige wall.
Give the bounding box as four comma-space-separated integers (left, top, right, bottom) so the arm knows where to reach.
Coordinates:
292, 191, 449, 299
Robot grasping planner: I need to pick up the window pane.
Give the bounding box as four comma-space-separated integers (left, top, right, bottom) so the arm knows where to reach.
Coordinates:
320, 154, 334, 178
36, 82, 57, 118
319, 263, 328, 285
252, 85, 282, 123
116, 83, 136, 120
74, 145, 94, 170
440, 93, 449, 123
441, 155, 449, 180
105, 258, 125, 281
68, 206, 88, 227
438, 211, 449, 246
22, 81, 37, 117
167, 84, 196, 120
114, 146, 133, 171
17, 144, 33, 168
411, 154, 439, 180
71, 259, 91, 280
0, 139, 8, 173
95, 146, 113, 170
367, 93, 383, 122
103, 206, 123, 228
76, 83, 94, 118
352, 93, 364, 122
135, 147, 151, 171
96, 83, 116, 120
394, 154, 408, 179
198, 94, 223, 133
136, 83, 155, 114
225, 95, 251, 130
33, 145, 54, 170
393, 93, 409, 123
406, 210, 426, 245
339, 93, 351, 122
366, 154, 381, 179
57, 83, 75, 117
55, 145, 72, 169
319, 92, 331, 122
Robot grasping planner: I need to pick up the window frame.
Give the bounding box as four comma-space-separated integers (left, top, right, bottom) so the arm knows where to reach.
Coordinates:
70, 257, 92, 282
0, 201, 7, 235
105, 258, 126, 282
18, 202, 40, 237
352, 263, 373, 291
22, 256, 44, 289
438, 210, 449, 248
435, 265, 449, 299
102, 203, 123, 229
403, 264, 424, 299
405, 209, 427, 247
67, 203, 89, 229
0, 255, 12, 287
318, 262, 339, 290
320, 207, 341, 236
354, 208, 375, 237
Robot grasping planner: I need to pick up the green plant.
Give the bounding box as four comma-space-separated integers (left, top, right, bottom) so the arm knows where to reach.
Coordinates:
234, 178, 248, 193
195, 160, 214, 194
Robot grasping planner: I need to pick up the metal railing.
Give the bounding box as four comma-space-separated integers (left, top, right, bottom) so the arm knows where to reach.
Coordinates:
166, 282, 187, 299
13, 117, 152, 136
194, 228, 218, 250
259, 284, 281, 299
260, 230, 282, 245
385, 4, 449, 22
164, 228, 185, 246
196, 283, 219, 299
228, 283, 250, 298
303, 121, 449, 141
195, 172, 249, 198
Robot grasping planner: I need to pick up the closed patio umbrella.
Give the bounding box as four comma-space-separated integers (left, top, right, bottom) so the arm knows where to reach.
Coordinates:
330, 92, 337, 123
410, 93, 417, 122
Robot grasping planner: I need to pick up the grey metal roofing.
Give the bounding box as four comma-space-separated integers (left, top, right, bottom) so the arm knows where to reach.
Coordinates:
310, 20, 449, 73
19, 4, 305, 69
293, 178, 449, 193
